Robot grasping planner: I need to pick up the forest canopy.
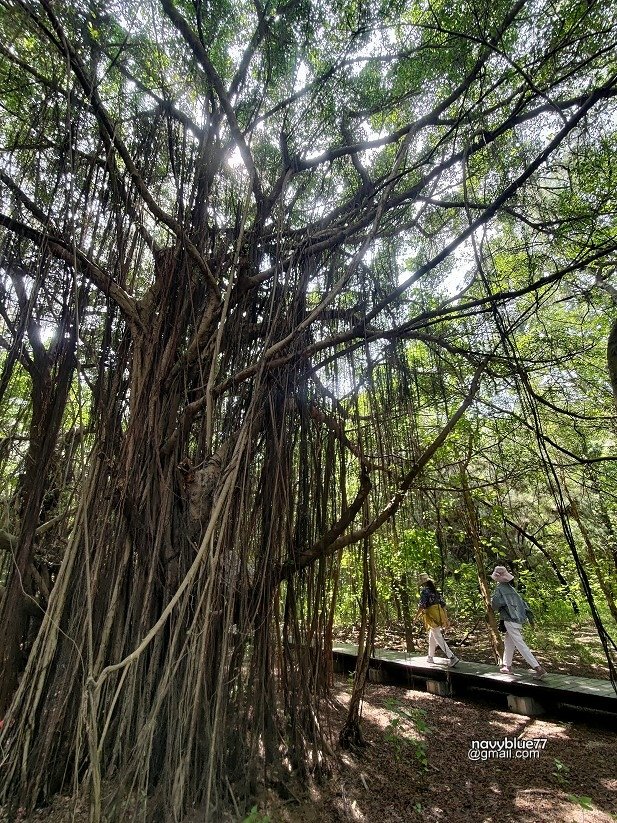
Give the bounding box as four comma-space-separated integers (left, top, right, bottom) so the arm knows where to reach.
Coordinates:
0, 0, 616, 819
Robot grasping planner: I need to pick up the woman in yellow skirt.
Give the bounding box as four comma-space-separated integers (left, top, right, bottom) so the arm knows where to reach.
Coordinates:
415, 573, 460, 667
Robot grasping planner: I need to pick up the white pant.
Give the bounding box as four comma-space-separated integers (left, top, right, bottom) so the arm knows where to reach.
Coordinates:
428, 627, 454, 659
503, 621, 539, 668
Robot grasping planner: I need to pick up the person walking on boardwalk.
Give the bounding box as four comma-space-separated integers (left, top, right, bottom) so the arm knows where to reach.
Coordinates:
490, 565, 547, 680
415, 573, 460, 667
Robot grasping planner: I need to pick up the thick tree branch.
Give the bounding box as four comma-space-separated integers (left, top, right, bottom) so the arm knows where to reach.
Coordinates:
38, 0, 221, 302
160, 0, 264, 209
0, 214, 141, 327
279, 363, 486, 577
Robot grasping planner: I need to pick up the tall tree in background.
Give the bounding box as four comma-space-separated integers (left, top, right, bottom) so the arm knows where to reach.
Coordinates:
0, 0, 616, 818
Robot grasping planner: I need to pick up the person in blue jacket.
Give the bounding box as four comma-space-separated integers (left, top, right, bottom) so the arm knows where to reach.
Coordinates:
490, 565, 546, 679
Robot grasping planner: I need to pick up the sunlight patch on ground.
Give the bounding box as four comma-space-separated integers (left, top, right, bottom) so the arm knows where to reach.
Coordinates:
484, 715, 534, 734
335, 795, 367, 821
514, 790, 615, 823
307, 776, 368, 823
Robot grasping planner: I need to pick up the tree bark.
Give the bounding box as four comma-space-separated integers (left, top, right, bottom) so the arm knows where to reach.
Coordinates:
460, 470, 503, 661
340, 528, 377, 749
566, 492, 617, 624
0, 322, 77, 714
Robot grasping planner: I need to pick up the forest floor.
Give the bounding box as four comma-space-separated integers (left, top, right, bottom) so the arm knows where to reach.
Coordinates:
8, 620, 617, 823
260, 674, 617, 823
257, 618, 616, 823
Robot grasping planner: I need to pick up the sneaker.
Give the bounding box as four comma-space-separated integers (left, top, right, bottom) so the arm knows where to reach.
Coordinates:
426, 656, 434, 664
499, 666, 512, 674
532, 666, 547, 680
448, 656, 460, 667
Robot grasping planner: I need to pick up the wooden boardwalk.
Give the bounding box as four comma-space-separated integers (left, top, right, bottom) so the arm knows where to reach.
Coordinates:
332, 643, 617, 716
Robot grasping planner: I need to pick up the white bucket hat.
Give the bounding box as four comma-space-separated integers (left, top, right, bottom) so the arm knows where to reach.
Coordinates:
491, 565, 514, 583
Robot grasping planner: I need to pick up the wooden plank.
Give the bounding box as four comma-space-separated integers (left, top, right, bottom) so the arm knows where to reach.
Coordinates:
332, 644, 617, 713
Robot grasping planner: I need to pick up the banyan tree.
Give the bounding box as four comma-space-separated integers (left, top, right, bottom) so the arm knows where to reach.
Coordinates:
1, 0, 616, 819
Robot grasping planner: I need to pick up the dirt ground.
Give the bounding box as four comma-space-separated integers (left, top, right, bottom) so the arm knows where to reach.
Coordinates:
11, 679, 616, 823
259, 677, 617, 823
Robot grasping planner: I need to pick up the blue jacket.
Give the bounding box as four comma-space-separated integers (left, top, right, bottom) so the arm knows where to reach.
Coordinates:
491, 582, 529, 624
419, 586, 445, 609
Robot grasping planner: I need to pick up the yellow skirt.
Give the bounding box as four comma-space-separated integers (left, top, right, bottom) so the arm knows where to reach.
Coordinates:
423, 604, 449, 630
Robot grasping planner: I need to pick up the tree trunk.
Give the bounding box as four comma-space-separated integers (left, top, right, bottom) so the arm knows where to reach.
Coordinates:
606, 316, 617, 406
566, 491, 617, 624
460, 471, 503, 661
340, 531, 377, 749
396, 572, 416, 653
0, 322, 77, 715
0, 247, 342, 818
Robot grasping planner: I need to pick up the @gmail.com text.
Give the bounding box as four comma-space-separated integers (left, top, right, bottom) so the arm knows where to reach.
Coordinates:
468, 737, 547, 761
